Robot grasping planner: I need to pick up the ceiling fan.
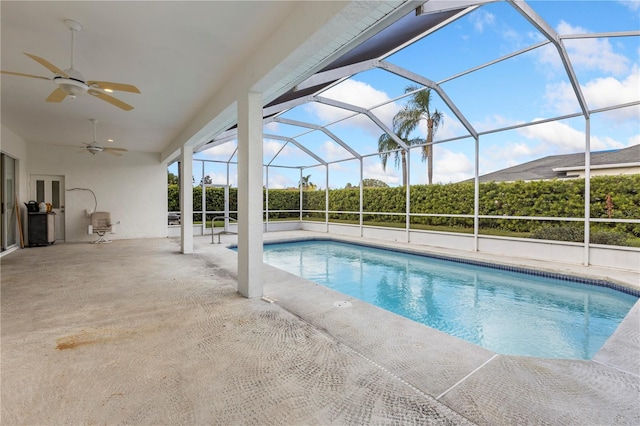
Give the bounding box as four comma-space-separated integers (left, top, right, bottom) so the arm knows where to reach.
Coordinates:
63, 119, 128, 156
1, 19, 140, 111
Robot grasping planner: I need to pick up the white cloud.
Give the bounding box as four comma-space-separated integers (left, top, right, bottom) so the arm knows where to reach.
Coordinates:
528, 30, 545, 44
618, 0, 640, 11
263, 121, 280, 133
200, 140, 237, 160
581, 66, 640, 116
304, 102, 353, 125
509, 142, 537, 158
205, 171, 237, 186
545, 66, 640, 120
481, 140, 538, 172
518, 119, 626, 153
263, 139, 290, 158
306, 79, 400, 136
473, 114, 522, 134
480, 137, 556, 175
267, 172, 294, 189
322, 79, 391, 110
469, 10, 495, 33
364, 161, 401, 186
328, 162, 352, 173
319, 140, 355, 162
486, 141, 537, 163
502, 27, 522, 46
519, 119, 595, 152
538, 21, 630, 76
544, 80, 581, 115
592, 135, 626, 150
432, 147, 474, 184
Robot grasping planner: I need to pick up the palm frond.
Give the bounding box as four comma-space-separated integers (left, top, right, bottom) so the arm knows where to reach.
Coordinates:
377, 133, 396, 171
421, 145, 429, 161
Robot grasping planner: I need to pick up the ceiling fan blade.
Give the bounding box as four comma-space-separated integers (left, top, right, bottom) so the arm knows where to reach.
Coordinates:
88, 89, 134, 111
87, 81, 141, 93
103, 149, 123, 156
104, 147, 128, 152
23, 53, 69, 78
1, 70, 50, 80
45, 88, 68, 103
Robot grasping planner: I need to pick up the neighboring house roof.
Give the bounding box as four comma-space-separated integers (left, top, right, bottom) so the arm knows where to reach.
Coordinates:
478, 144, 640, 182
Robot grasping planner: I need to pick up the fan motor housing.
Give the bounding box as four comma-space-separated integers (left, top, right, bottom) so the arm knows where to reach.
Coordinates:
86, 146, 103, 155
53, 76, 88, 97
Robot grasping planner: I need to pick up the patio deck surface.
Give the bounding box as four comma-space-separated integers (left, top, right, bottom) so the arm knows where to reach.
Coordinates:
1, 231, 638, 425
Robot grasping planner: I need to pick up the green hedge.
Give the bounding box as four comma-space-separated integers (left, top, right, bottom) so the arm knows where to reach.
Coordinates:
168, 186, 300, 220
168, 175, 640, 242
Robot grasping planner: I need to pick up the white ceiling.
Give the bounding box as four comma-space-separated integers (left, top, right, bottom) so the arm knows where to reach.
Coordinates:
1, 1, 301, 155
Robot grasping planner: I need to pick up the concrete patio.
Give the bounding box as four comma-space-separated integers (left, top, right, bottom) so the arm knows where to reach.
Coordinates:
2, 232, 639, 425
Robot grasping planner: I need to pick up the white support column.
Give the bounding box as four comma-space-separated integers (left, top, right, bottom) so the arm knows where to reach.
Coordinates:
473, 136, 480, 252
299, 169, 304, 221
584, 118, 591, 266
237, 91, 264, 298
201, 162, 206, 235
359, 158, 363, 236
325, 166, 329, 232
406, 149, 411, 243
265, 166, 270, 231
225, 163, 230, 230
180, 146, 193, 254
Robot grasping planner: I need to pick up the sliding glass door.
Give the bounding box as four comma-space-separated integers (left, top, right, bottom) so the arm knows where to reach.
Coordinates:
1, 153, 17, 252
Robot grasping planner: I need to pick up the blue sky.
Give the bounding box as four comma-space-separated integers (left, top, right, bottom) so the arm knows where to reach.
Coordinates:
190, 0, 639, 189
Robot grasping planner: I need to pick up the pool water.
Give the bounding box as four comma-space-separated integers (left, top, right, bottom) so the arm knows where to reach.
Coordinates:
262, 240, 638, 359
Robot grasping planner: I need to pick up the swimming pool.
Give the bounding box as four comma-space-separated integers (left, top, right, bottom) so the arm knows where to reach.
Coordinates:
261, 239, 638, 360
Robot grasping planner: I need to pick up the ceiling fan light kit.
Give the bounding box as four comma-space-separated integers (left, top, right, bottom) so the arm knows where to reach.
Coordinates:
87, 146, 104, 155
64, 18, 82, 32
53, 77, 87, 98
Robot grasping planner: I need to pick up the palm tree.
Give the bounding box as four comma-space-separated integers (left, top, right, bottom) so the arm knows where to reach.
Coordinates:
377, 122, 420, 187
394, 86, 443, 185
299, 174, 315, 191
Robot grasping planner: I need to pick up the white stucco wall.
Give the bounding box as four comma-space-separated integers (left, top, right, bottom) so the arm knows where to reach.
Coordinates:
27, 142, 167, 242
566, 166, 640, 178
1, 124, 29, 204
264, 221, 301, 232
590, 245, 640, 271
409, 230, 474, 251
301, 221, 639, 272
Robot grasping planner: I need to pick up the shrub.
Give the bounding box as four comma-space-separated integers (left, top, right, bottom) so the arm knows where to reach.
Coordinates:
530, 226, 629, 246
590, 231, 628, 246
530, 225, 584, 242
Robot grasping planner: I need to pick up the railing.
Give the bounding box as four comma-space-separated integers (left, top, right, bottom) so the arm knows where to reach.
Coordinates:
211, 216, 238, 244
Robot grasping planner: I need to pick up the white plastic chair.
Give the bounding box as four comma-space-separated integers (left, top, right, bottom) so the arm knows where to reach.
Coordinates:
89, 212, 112, 243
